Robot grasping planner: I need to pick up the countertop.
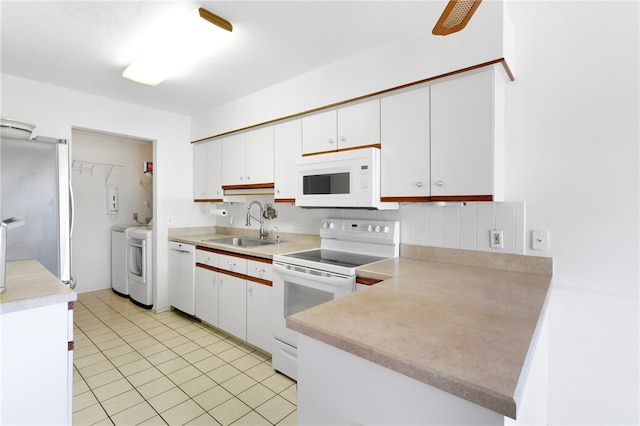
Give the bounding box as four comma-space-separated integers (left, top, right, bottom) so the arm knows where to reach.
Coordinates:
168, 226, 320, 259
1, 260, 77, 314
287, 246, 553, 419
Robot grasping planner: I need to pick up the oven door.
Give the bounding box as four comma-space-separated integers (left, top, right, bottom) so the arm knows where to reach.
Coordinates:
272, 262, 354, 348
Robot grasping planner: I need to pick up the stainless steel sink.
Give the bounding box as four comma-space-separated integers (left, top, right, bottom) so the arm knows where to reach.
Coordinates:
202, 237, 280, 247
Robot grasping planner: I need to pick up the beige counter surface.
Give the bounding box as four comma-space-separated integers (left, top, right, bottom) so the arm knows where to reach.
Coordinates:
287, 247, 552, 419
1, 260, 77, 314
168, 227, 320, 259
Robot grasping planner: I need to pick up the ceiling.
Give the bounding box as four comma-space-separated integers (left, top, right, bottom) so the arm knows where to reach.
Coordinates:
1, 1, 449, 116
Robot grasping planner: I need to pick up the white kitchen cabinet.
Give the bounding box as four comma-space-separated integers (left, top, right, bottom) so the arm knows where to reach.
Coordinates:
274, 119, 302, 201
219, 273, 247, 340
247, 280, 272, 353
168, 242, 195, 315
193, 139, 223, 201
1, 261, 75, 426
221, 127, 274, 187
195, 250, 219, 327
302, 98, 380, 155
380, 86, 431, 201
430, 67, 504, 201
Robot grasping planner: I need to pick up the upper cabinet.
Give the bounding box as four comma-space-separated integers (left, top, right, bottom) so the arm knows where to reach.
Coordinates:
302, 98, 380, 155
430, 67, 504, 202
222, 127, 274, 187
380, 86, 431, 201
380, 66, 505, 202
274, 119, 302, 202
193, 139, 222, 202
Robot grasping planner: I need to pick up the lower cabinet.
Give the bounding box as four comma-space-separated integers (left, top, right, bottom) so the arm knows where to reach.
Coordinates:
194, 246, 273, 354
219, 273, 247, 341
195, 265, 219, 327
1, 300, 74, 424
247, 280, 272, 353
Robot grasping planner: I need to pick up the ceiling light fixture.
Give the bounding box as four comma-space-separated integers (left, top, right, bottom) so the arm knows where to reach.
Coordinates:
122, 7, 232, 86
432, 0, 482, 36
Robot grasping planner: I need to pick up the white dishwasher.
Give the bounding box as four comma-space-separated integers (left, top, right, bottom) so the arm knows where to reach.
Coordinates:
168, 241, 195, 315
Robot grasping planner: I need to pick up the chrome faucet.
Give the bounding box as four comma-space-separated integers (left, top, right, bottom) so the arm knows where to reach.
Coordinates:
246, 201, 268, 240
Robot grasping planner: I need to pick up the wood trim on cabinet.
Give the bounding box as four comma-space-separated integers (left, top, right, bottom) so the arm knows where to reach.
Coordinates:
274, 198, 296, 204
431, 195, 493, 202
356, 276, 383, 286
246, 276, 272, 287
191, 59, 514, 144
222, 183, 274, 190
196, 246, 272, 264
381, 196, 431, 203
194, 198, 223, 203
301, 144, 382, 157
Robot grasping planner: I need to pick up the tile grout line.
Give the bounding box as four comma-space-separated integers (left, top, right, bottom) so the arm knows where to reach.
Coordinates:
73, 290, 296, 425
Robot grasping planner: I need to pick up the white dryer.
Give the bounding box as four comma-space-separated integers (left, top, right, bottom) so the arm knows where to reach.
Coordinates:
128, 226, 153, 308
111, 223, 137, 297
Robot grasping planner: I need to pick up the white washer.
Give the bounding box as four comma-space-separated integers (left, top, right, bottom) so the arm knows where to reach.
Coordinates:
127, 226, 153, 308
111, 224, 137, 297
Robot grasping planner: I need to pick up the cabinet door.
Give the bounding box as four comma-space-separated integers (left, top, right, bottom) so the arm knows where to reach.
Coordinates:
221, 133, 246, 186
430, 69, 494, 199
206, 139, 223, 199
193, 142, 208, 199
302, 109, 337, 154
274, 119, 302, 201
380, 87, 431, 200
247, 281, 272, 353
337, 98, 380, 150
245, 126, 274, 185
195, 266, 219, 327
219, 273, 247, 340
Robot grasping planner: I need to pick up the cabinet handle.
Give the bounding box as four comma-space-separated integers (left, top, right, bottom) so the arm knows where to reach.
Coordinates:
416, 181, 423, 188
248, 287, 253, 293
255, 267, 266, 274
339, 136, 346, 142
328, 138, 334, 144
239, 176, 244, 181
246, 175, 250, 181
436, 180, 444, 187
227, 262, 236, 268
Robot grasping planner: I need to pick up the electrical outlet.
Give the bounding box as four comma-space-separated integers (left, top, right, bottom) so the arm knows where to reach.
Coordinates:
490, 229, 504, 249
132, 212, 138, 221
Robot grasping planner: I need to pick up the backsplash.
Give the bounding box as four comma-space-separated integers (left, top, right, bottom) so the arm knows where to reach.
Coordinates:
204, 198, 525, 255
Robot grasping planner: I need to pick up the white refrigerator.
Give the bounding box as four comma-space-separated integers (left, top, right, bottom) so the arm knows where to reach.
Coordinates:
1, 136, 74, 287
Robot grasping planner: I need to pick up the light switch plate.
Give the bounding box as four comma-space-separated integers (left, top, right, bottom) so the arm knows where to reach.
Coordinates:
532, 230, 548, 251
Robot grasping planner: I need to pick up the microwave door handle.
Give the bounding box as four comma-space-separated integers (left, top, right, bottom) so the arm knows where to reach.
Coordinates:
274, 263, 351, 288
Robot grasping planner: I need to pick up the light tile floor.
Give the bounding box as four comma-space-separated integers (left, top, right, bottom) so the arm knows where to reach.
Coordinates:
73, 289, 296, 425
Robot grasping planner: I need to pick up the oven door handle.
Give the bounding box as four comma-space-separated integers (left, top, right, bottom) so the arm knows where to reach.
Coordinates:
273, 263, 352, 288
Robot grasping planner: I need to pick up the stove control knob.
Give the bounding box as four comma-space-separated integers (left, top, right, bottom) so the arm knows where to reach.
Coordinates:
367, 224, 373, 232
375, 225, 381, 233
383, 225, 390, 234
329, 222, 335, 229
323, 222, 329, 229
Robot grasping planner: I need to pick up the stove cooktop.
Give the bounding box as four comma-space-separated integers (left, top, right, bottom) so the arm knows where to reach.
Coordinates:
280, 248, 387, 270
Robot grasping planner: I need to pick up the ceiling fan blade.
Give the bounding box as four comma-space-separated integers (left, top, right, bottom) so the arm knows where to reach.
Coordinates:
432, 0, 483, 36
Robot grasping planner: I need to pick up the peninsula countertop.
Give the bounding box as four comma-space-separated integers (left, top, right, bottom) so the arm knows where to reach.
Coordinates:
1, 260, 77, 314
287, 246, 553, 419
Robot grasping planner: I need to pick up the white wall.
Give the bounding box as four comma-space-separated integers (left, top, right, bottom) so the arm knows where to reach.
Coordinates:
192, 2, 639, 424
71, 130, 152, 293
0, 74, 213, 311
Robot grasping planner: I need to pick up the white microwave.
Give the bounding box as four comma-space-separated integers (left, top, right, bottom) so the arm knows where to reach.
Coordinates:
295, 147, 398, 210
